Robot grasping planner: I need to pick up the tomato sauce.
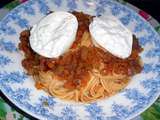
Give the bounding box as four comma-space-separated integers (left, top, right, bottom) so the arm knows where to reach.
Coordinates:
19, 12, 143, 90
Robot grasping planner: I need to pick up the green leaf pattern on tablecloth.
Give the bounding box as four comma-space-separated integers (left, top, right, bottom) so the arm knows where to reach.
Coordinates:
4, 0, 20, 11
155, 25, 160, 33
141, 98, 160, 120
0, 0, 160, 120
0, 97, 26, 120
0, 98, 7, 120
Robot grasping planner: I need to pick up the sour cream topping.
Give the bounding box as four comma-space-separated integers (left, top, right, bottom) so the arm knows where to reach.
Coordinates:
30, 11, 78, 58
89, 15, 133, 59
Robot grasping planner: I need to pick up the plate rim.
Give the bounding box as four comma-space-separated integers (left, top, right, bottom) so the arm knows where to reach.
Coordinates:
0, 0, 160, 120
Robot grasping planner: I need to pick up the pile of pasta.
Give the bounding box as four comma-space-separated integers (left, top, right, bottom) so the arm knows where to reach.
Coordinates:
19, 12, 143, 103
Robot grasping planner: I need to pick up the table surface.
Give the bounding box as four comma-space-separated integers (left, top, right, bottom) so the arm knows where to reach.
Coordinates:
0, 0, 160, 120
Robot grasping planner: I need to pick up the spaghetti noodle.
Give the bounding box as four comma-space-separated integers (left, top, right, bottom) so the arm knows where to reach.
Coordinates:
19, 11, 143, 103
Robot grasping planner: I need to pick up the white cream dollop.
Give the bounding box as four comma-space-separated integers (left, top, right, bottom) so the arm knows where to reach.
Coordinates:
30, 11, 78, 58
89, 15, 133, 59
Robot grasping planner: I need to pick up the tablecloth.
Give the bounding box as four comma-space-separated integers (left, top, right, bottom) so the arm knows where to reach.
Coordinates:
0, 0, 160, 120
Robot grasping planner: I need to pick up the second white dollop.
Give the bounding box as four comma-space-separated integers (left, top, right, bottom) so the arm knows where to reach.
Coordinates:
30, 11, 78, 58
89, 15, 133, 59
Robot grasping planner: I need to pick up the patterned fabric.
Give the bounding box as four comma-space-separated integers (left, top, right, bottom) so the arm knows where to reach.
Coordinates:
0, 0, 159, 120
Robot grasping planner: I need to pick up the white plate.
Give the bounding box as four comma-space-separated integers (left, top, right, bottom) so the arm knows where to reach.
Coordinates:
0, 0, 160, 120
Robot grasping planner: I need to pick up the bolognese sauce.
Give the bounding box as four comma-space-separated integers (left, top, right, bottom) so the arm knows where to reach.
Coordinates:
19, 11, 143, 91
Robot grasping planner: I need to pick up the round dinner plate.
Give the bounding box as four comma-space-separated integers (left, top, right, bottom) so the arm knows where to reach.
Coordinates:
0, 0, 160, 120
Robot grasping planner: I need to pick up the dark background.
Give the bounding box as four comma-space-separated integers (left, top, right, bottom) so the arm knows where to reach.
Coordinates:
0, 0, 160, 22
126, 0, 160, 22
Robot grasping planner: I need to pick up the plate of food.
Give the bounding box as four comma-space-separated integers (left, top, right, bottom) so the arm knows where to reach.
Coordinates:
0, 0, 160, 120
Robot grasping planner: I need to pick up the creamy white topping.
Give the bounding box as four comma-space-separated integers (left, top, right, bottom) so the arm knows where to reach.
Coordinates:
89, 15, 133, 59
30, 11, 78, 58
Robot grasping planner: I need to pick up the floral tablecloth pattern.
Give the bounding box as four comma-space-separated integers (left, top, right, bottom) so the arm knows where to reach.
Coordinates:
0, 0, 160, 120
